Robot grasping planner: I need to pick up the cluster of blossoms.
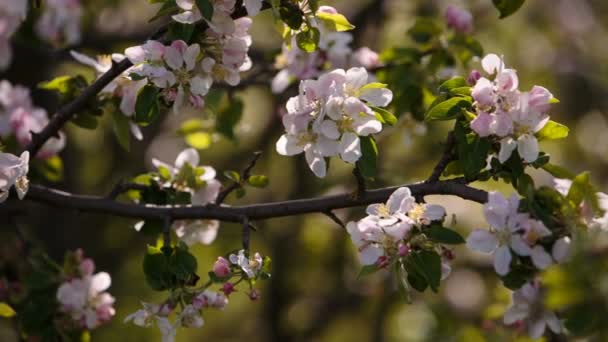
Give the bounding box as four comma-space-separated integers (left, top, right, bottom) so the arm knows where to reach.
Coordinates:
272, 5, 381, 93
125, 290, 228, 342
346, 187, 449, 274
466, 192, 571, 276
173, 0, 263, 29
554, 178, 608, 231
469, 53, 556, 164
71, 51, 147, 140
0, 150, 29, 203
135, 148, 222, 245
0, 80, 66, 157
125, 249, 266, 341
56, 251, 116, 330
0, 0, 82, 70
275, 67, 393, 178
503, 281, 561, 339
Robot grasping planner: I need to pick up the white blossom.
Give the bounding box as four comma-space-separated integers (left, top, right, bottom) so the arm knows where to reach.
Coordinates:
57, 271, 115, 329
229, 249, 263, 278
503, 282, 561, 339
0, 151, 29, 202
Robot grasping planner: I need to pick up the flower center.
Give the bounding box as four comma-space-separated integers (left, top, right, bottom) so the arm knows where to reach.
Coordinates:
408, 204, 426, 223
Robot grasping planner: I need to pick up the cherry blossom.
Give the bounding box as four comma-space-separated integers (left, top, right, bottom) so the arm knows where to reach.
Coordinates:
469, 54, 556, 163
0, 151, 29, 202
275, 67, 393, 177
466, 192, 553, 275
56, 265, 115, 329
503, 281, 561, 339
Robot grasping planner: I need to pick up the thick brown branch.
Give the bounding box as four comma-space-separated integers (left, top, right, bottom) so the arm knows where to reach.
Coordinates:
20, 180, 488, 223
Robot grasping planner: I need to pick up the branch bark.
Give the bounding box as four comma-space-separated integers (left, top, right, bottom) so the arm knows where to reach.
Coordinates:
20, 180, 488, 223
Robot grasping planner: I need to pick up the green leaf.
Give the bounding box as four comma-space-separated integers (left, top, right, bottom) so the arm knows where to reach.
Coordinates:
35, 155, 63, 182
216, 98, 243, 140
166, 22, 195, 42
517, 173, 535, 198
169, 248, 198, 281
316, 11, 355, 32
356, 136, 379, 179
135, 85, 160, 126
0, 302, 16, 318
438, 77, 468, 93
279, 3, 304, 30
454, 122, 490, 179
357, 264, 380, 279
247, 175, 269, 188
295, 27, 320, 52
370, 106, 397, 126
71, 113, 98, 130
406, 250, 442, 292
542, 163, 575, 179
143, 249, 174, 291
425, 225, 465, 245
425, 97, 471, 121
567, 171, 600, 214
178, 119, 206, 135
536, 120, 569, 140
111, 110, 131, 151
492, 0, 526, 19
195, 0, 213, 20
185, 132, 212, 149
407, 18, 442, 43
224, 170, 241, 182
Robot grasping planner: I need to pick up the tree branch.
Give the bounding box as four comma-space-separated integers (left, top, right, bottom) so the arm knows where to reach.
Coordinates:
18, 179, 488, 223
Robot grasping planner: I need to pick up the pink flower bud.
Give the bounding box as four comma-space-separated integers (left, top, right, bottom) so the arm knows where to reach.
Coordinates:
192, 296, 207, 310
213, 257, 231, 278
376, 256, 390, 269
353, 47, 380, 69
398, 244, 411, 257
79, 258, 95, 276
248, 289, 261, 301
221, 282, 236, 296
467, 70, 481, 85
317, 6, 338, 14
445, 5, 473, 34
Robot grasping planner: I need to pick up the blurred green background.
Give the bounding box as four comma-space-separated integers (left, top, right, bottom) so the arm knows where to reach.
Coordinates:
2, 0, 608, 341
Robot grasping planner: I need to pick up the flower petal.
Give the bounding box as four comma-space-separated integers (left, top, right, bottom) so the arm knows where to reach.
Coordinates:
466, 229, 498, 253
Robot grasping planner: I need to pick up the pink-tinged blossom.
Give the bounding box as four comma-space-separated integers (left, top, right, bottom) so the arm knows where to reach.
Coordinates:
56, 266, 115, 329
275, 67, 392, 177
346, 187, 446, 266
503, 282, 561, 339
353, 47, 381, 69
213, 257, 231, 278
0, 151, 29, 202
192, 290, 228, 310
0, 80, 66, 157
35, 0, 83, 46
0, 1, 28, 70
466, 192, 541, 275
147, 148, 221, 246
554, 178, 608, 231
229, 250, 263, 279
124, 302, 178, 342
469, 54, 556, 164
445, 5, 473, 34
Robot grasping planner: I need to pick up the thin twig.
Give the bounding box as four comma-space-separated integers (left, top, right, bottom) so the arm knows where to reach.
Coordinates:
162, 215, 172, 248
353, 166, 367, 197
242, 216, 251, 251
323, 210, 346, 228
216, 151, 263, 205
426, 131, 456, 183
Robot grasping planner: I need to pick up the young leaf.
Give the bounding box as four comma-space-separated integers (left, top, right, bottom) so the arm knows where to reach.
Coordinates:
370, 106, 397, 126
111, 110, 131, 151
195, 0, 213, 20
407, 250, 442, 292
185, 132, 212, 150
316, 11, 355, 31
0, 302, 16, 318
492, 0, 526, 19
279, 3, 304, 30
425, 97, 472, 121
438, 77, 468, 93
357, 264, 380, 279
536, 120, 569, 140
542, 163, 575, 179
247, 175, 269, 188
295, 27, 320, 52
356, 136, 379, 179
169, 248, 198, 282
425, 225, 465, 245
135, 85, 160, 126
